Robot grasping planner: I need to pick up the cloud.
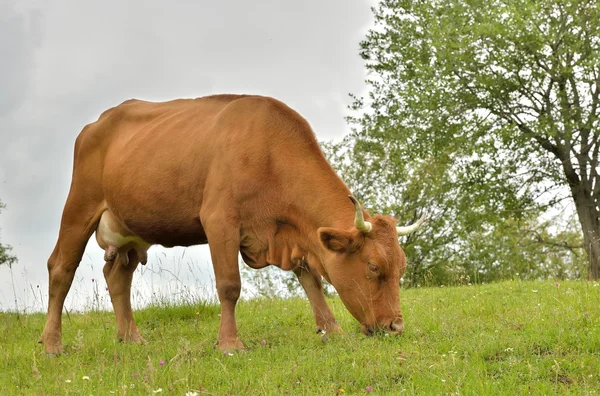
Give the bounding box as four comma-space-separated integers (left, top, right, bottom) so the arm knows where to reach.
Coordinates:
0, 2, 42, 117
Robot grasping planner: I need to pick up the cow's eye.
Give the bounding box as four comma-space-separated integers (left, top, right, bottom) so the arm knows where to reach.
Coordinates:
367, 263, 379, 273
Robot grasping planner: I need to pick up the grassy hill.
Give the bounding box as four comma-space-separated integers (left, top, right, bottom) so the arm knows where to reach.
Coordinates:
1, 280, 599, 395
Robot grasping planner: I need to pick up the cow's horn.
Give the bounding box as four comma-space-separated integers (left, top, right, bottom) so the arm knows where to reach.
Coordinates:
396, 215, 425, 236
348, 195, 372, 233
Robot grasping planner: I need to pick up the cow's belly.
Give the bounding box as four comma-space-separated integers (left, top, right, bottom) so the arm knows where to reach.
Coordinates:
107, 202, 207, 247
102, 186, 208, 248
125, 217, 206, 248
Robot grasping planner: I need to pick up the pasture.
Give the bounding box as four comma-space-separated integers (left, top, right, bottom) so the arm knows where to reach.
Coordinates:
1, 280, 598, 395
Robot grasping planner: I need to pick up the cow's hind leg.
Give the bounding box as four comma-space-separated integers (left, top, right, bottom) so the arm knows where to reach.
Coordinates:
40, 195, 105, 355
294, 265, 342, 334
103, 250, 145, 344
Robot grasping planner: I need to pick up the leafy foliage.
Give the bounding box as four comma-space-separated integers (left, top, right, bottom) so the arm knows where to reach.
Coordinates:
0, 200, 17, 268
324, 140, 584, 286
334, 0, 598, 283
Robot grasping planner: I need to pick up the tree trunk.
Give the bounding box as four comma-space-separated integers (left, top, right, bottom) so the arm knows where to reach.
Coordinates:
572, 190, 600, 280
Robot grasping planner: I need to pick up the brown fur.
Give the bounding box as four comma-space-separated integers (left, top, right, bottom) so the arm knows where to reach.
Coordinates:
40, 94, 409, 355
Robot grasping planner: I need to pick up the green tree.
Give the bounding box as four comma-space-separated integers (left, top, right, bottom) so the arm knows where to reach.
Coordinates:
346, 0, 600, 279
323, 138, 584, 285
0, 200, 17, 267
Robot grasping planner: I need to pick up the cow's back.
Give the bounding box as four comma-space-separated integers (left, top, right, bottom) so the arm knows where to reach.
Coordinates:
76, 94, 326, 247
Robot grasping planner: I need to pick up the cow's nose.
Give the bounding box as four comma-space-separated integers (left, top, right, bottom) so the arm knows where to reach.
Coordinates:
361, 323, 375, 336
389, 318, 405, 334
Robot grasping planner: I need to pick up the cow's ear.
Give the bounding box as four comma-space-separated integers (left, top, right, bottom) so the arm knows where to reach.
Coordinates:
318, 227, 354, 253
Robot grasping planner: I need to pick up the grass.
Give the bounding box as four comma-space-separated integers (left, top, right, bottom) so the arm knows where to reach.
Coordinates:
0, 280, 599, 395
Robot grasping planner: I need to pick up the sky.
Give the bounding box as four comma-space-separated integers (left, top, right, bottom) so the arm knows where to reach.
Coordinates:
0, 0, 378, 312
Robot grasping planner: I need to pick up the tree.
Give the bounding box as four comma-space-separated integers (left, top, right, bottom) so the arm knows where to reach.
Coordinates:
0, 200, 17, 267
347, 0, 600, 279
323, 138, 585, 285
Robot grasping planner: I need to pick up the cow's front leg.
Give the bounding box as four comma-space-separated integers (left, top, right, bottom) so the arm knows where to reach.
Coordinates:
103, 250, 145, 344
294, 265, 342, 334
203, 215, 244, 352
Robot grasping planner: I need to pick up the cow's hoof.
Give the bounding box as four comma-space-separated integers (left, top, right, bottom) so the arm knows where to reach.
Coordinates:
119, 333, 146, 345
216, 338, 245, 354
39, 332, 64, 356
43, 343, 64, 356
316, 322, 343, 335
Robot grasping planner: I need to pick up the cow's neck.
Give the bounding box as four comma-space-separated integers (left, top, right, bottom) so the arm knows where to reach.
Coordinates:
243, 164, 359, 279
285, 185, 356, 278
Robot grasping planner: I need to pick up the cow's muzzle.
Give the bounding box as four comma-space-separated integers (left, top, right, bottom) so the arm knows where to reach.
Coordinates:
361, 318, 404, 336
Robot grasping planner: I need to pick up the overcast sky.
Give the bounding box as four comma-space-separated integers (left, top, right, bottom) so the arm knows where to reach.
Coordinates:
0, 0, 377, 311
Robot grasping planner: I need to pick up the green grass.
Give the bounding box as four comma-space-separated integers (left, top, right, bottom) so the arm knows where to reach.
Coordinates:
1, 280, 599, 395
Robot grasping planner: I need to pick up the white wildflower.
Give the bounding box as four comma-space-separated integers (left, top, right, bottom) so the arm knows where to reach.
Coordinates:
82, 376, 90, 381
153, 389, 163, 393
65, 379, 72, 383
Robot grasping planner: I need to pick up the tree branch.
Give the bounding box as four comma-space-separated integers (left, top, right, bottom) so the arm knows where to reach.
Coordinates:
529, 230, 583, 251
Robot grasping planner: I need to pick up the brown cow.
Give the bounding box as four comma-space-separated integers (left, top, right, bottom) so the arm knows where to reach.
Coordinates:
40, 94, 424, 355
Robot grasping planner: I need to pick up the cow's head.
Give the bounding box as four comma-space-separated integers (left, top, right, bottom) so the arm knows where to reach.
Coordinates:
317, 196, 424, 336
